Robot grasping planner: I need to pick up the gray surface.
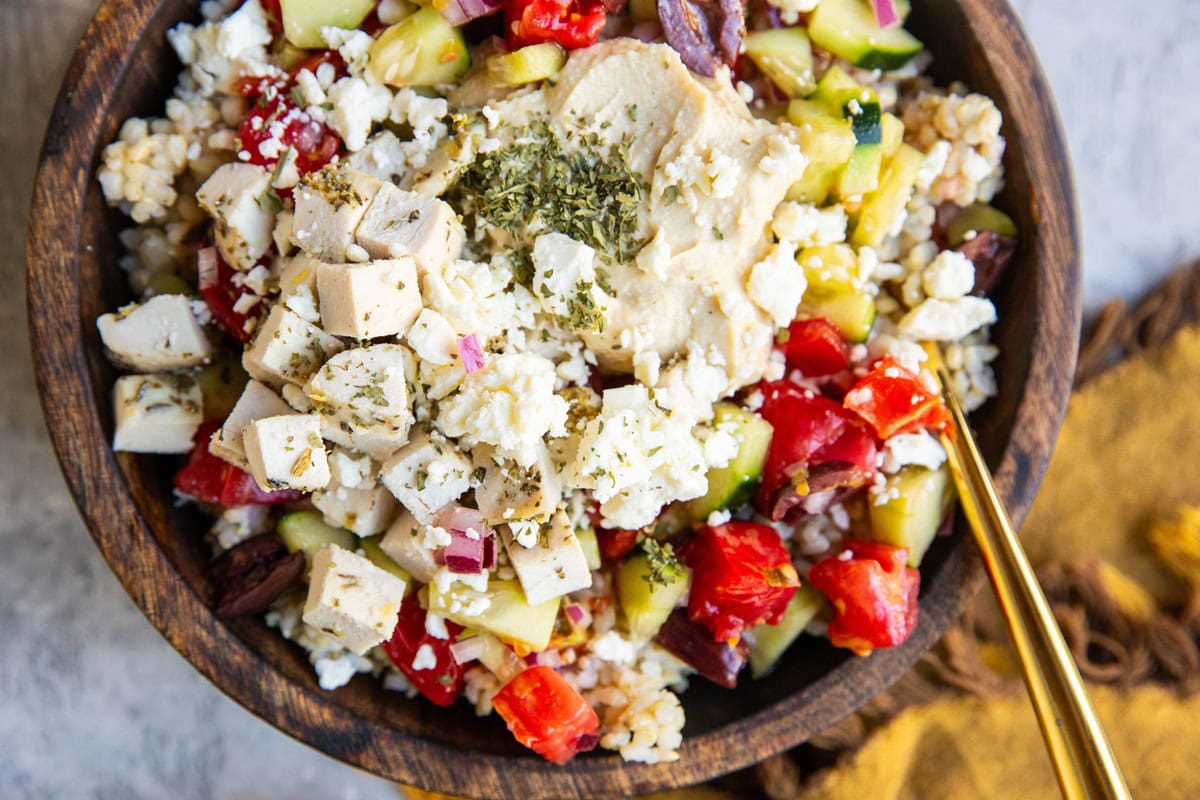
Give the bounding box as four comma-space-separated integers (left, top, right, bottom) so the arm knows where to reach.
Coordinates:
2, 1, 1198, 797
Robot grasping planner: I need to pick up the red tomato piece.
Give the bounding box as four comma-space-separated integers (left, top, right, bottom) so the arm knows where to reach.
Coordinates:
174, 422, 302, 506
596, 526, 640, 564
756, 382, 852, 508
778, 318, 851, 377
236, 96, 340, 175
843, 356, 952, 439
287, 49, 350, 84
380, 594, 465, 707
504, 0, 607, 50
680, 522, 800, 645
198, 251, 260, 344
257, 0, 284, 35
492, 666, 600, 764
807, 539, 920, 656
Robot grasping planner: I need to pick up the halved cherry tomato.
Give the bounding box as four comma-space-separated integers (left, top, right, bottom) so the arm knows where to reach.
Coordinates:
807, 539, 920, 656
287, 49, 349, 83
198, 250, 260, 344
680, 522, 800, 645
596, 526, 641, 563
236, 96, 340, 175
504, 0, 607, 50
778, 318, 851, 377
843, 356, 952, 439
258, 0, 284, 35
380, 594, 465, 707
492, 666, 600, 764
174, 422, 302, 505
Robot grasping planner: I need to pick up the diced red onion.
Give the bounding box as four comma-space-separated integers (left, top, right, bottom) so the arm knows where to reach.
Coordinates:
458, 333, 485, 373
197, 247, 218, 290
482, 536, 496, 570
450, 636, 486, 666
434, 505, 495, 574
527, 649, 563, 668
443, 528, 486, 573
564, 602, 591, 629
435, 505, 492, 540
871, 0, 900, 28
437, 0, 502, 27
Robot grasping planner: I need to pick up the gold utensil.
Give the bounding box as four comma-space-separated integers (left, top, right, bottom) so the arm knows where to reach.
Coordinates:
931, 350, 1133, 800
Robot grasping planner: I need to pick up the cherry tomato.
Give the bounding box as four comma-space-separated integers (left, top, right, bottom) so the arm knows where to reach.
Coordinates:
287, 49, 349, 83
492, 666, 600, 764
175, 422, 302, 506
198, 250, 260, 344
504, 0, 607, 50
756, 382, 849, 506
236, 96, 340, 175
843, 356, 952, 439
258, 0, 284, 35
596, 526, 641, 563
778, 318, 851, 377
379, 594, 465, 707
680, 522, 800, 645
807, 539, 920, 656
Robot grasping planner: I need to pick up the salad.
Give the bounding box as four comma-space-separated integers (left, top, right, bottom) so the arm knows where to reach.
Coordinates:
95, 0, 1016, 765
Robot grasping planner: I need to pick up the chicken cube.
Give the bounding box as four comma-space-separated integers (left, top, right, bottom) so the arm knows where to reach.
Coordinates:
379, 507, 440, 582
242, 413, 330, 492
196, 163, 276, 270
312, 476, 399, 537
379, 430, 473, 523
97, 294, 212, 372
315, 257, 421, 339
501, 510, 592, 604
208, 379, 293, 467
242, 305, 344, 387
276, 252, 321, 324
304, 344, 414, 459
302, 544, 407, 655
355, 183, 464, 275
473, 444, 563, 526
291, 165, 381, 263
111, 373, 203, 453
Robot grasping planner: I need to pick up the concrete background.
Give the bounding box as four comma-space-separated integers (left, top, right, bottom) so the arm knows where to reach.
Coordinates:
2, 1, 1198, 797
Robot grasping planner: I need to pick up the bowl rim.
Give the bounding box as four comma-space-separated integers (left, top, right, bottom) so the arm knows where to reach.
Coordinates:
25, 0, 1080, 796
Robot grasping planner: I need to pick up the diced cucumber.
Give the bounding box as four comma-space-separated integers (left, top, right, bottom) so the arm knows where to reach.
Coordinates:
802, 289, 877, 343
850, 142, 924, 248
809, 65, 869, 113
808, 0, 924, 71
748, 585, 825, 678
881, 112, 905, 161
838, 143, 882, 197
195, 352, 249, 422
745, 28, 816, 99
426, 578, 560, 653
279, 0, 376, 49
359, 535, 413, 584
143, 272, 191, 298
574, 525, 602, 571
629, 0, 658, 23
686, 403, 773, 521
487, 43, 566, 87
277, 511, 356, 565
616, 549, 689, 640
798, 243, 859, 293
868, 465, 952, 567
368, 8, 470, 87
945, 203, 1019, 247
807, 69, 883, 197
787, 100, 856, 204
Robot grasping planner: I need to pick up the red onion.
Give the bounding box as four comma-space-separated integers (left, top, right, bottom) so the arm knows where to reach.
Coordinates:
198, 247, 218, 290
436, 0, 502, 27
433, 505, 495, 574
564, 602, 592, 629
527, 649, 563, 668
458, 333, 485, 373
870, 0, 900, 28
450, 635, 486, 666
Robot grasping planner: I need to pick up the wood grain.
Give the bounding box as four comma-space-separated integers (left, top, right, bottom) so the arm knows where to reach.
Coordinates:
24, 0, 1080, 796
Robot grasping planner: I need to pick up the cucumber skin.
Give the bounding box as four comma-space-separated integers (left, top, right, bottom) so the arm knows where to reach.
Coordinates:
808, 0, 924, 72
868, 465, 952, 567
685, 404, 773, 522
277, 511, 356, 564
748, 585, 826, 678
616, 553, 689, 641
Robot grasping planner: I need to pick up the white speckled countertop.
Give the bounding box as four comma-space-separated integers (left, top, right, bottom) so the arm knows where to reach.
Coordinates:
2, 2, 1198, 797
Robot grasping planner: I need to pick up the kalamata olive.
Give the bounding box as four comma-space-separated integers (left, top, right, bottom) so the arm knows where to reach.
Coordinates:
657, 0, 745, 77
769, 461, 868, 521
956, 230, 1017, 297
207, 533, 305, 618
653, 608, 748, 688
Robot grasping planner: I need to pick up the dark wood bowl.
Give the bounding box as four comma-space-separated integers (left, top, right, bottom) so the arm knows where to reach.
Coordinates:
26, 0, 1079, 796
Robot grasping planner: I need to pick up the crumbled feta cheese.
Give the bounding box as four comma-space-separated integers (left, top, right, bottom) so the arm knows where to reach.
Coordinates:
302, 544, 407, 655
746, 242, 806, 327
898, 296, 997, 341
111, 373, 202, 454
634, 228, 671, 281
758, 133, 807, 177
590, 630, 638, 665
921, 249, 976, 300
531, 233, 611, 333
706, 508, 732, 527
328, 448, 373, 490
326, 76, 393, 152
411, 643, 438, 671
771, 202, 847, 247
882, 431, 947, 474
304, 344, 414, 459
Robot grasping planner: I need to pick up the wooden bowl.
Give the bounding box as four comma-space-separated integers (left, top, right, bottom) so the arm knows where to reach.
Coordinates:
26, 0, 1079, 796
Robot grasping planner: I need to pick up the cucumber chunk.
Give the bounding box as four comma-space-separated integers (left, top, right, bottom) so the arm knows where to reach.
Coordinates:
277, 511, 356, 565
838, 98, 882, 197
359, 535, 413, 584
881, 112, 905, 160
869, 465, 951, 567
787, 100, 857, 204
426, 578, 560, 653
616, 547, 690, 640
850, 142, 924, 248
808, 0, 924, 71
196, 352, 249, 422
945, 203, 1019, 247
802, 289, 877, 343
745, 28, 817, 99
487, 42, 566, 87
686, 403, 773, 521
280, 0, 376, 49
368, 8, 470, 87
574, 525, 602, 571
748, 585, 825, 678
798, 243, 859, 293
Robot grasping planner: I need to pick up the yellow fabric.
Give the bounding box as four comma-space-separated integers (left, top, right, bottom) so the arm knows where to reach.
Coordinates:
1022, 325, 1200, 606
1147, 505, 1200, 587
800, 686, 1200, 800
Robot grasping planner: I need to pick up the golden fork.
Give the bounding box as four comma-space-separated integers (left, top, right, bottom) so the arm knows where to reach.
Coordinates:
930, 348, 1133, 800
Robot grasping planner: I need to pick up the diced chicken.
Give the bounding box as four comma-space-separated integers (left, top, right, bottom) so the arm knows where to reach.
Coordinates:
312, 476, 399, 536
473, 444, 563, 525
405, 308, 458, 366
327, 447, 373, 489
501, 510, 591, 604
242, 413, 331, 492
291, 165, 381, 262
355, 183, 464, 275
304, 344, 414, 459
379, 507, 440, 582
196, 163, 276, 269
276, 252, 321, 324
379, 429, 473, 523
111, 373, 203, 453
302, 544, 407, 655
97, 294, 213, 372
208, 379, 293, 467
242, 305, 344, 387
315, 257, 421, 339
